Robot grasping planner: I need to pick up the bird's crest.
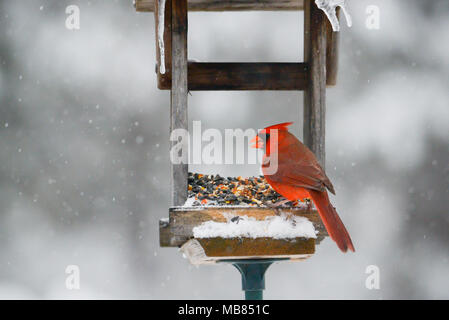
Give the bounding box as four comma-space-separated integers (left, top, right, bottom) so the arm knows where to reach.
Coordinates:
260, 122, 293, 133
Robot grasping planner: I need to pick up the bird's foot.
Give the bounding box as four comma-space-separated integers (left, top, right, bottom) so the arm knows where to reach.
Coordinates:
267, 199, 293, 208
304, 198, 313, 211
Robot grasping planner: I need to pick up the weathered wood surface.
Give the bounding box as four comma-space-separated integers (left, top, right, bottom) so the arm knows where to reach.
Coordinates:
155, 0, 172, 89
303, 0, 327, 167
135, 0, 304, 12
160, 206, 327, 247
326, 8, 339, 86
188, 62, 308, 91
170, 0, 189, 206
199, 237, 315, 256
158, 62, 308, 90
179, 238, 314, 264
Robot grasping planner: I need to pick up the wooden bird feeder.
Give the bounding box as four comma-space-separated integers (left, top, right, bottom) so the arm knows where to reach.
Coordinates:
135, 0, 342, 299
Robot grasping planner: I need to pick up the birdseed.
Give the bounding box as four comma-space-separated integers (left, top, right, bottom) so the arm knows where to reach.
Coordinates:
186, 172, 305, 207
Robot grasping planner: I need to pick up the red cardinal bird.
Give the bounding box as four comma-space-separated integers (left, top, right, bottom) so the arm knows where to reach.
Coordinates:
250, 122, 355, 252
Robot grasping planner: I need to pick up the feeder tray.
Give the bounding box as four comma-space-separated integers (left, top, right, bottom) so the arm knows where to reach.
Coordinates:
160, 203, 328, 264
160, 173, 328, 263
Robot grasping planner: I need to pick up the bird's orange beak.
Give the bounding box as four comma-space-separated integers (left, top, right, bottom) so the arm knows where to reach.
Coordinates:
250, 135, 263, 149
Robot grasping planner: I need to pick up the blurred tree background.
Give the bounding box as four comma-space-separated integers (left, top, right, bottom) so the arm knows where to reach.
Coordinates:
0, 0, 448, 298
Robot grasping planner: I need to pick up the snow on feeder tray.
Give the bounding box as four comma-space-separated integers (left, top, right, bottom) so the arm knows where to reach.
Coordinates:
160, 173, 328, 264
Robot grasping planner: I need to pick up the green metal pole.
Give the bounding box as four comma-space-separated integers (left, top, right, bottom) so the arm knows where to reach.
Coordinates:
232, 260, 274, 300
220, 258, 287, 300
245, 289, 263, 300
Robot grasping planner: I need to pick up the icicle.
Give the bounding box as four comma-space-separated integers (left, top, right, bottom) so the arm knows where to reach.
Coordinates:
157, 0, 166, 74
315, 0, 352, 32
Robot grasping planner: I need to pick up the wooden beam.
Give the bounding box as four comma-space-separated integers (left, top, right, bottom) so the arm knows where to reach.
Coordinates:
156, 62, 308, 90
180, 239, 314, 264
170, 0, 189, 206
160, 206, 327, 247
198, 237, 315, 257
155, 0, 172, 89
136, 0, 304, 12
326, 8, 339, 86
189, 62, 308, 90
303, 0, 326, 167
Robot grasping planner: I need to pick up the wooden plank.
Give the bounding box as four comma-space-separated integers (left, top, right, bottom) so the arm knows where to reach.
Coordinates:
156, 62, 308, 90
159, 218, 177, 246
160, 206, 327, 247
180, 239, 313, 264
170, 0, 189, 206
198, 237, 315, 257
189, 63, 308, 90
303, 0, 326, 167
155, 0, 172, 89
326, 8, 339, 86
136, 0, 304, 12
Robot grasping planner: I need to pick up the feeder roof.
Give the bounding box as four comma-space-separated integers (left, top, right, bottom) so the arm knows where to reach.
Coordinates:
135, 0, 304, 12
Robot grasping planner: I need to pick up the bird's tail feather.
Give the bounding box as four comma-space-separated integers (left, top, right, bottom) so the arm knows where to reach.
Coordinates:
309, 190, 355, 253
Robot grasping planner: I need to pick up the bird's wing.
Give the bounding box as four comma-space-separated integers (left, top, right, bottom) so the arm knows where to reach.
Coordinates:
266, 159, 335, 194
